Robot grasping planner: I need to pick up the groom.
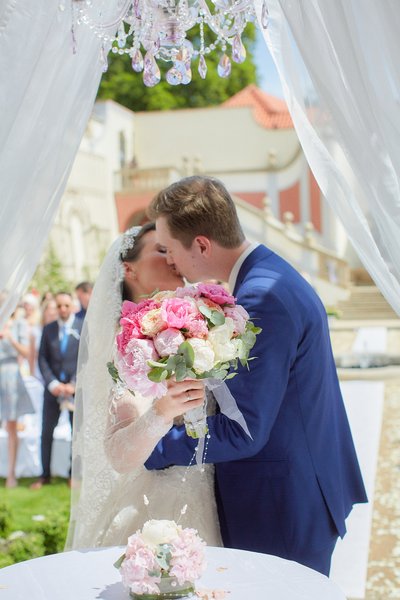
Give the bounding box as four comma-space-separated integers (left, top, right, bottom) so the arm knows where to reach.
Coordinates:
145, 176, 367, 575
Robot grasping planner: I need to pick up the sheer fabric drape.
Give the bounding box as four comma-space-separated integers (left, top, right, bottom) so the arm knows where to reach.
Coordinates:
0, 0, 118, 327
257, 0, 400, 314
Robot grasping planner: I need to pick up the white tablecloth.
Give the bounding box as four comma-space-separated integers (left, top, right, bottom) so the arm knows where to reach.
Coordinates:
0, 546, 346, 600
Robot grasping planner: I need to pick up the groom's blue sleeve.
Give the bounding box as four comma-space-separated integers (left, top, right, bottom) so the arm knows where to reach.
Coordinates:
145, 284, 300, 470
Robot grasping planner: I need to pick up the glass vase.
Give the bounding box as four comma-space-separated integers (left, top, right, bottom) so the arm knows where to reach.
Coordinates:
129, 575, 195, 599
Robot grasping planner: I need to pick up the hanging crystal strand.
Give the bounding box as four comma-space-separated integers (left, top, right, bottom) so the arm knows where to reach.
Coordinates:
100, 43, 109, 72
217, 50, 231, 78
117, 20, 126, 48
166, 65, 183, 85
261, 0, 269, 29
131, 48, 144, 72
130, 27, 143, 72
232, 33, 246, 64
143, 52, 161, 87
198, 55, 207, 79
181, 62, 192, 84
198, 18, 207, 79
70, 0, 78, 54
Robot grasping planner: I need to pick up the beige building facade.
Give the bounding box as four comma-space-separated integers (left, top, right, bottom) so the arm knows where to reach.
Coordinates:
46, 86, 351, 305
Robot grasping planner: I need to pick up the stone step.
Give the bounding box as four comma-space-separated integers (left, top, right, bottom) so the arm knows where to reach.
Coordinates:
337, 286, 399, 320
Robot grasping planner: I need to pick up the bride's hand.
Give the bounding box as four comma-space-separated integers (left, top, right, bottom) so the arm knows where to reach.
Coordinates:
154, 379, 205, 424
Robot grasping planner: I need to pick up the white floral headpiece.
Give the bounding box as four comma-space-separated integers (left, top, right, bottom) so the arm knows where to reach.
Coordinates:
120, 226, 142, 260
117, 226, 142, 286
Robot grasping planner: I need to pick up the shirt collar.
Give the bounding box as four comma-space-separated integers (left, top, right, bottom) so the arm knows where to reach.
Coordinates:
228, 242, 259, 293
57, 314, 76, 331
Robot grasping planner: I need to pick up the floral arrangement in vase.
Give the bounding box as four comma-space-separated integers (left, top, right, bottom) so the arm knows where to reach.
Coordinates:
114, 519, 206, 599
108, 283, 261, 438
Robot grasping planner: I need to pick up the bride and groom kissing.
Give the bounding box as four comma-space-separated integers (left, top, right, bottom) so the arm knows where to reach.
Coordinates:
68, 176, 367, 577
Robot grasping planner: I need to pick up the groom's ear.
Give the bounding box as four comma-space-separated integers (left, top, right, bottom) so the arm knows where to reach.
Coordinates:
194, 235, 212, 257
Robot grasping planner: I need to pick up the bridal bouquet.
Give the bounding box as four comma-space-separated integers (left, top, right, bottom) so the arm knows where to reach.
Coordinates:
114, 519, 206, 599
108, 283, 261, 437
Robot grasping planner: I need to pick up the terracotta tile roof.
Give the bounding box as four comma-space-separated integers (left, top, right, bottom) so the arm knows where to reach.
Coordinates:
222, 84, 293, 129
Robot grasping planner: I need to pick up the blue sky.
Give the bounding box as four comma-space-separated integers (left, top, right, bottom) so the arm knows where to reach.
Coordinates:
254, 31, 283, 98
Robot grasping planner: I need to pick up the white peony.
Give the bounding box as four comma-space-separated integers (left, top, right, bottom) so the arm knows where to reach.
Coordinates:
187, 338, 215, 373
207, 318, 239, 362
141, 519, 179, 547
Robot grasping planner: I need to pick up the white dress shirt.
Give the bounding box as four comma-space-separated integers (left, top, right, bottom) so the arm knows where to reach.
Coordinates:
48, 314, 77, 393
228, 242, 259, 293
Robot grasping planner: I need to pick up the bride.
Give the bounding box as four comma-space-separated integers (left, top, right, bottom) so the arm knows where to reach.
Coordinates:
66, 223, 222, 549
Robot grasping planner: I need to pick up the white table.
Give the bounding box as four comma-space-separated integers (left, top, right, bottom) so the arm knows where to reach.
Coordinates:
0, 546, 346, 600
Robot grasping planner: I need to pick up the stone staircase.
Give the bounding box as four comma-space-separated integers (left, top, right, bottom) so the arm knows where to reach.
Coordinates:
337, 285, 399, 320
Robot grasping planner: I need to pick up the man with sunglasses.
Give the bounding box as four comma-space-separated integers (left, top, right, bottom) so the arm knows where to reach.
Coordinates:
31, 292, 83, 489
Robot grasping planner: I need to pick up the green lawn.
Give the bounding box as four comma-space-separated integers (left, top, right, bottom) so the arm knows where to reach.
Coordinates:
0, 477, 71, 566
1, 477, 70, 531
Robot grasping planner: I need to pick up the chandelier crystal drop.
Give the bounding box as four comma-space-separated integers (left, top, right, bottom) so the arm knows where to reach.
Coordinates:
71, 0, 260, 87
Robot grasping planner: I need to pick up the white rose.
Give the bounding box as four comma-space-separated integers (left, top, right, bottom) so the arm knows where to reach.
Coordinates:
187, 338, 215, 373
141, 519, 179, 547
140, 308, 165, 336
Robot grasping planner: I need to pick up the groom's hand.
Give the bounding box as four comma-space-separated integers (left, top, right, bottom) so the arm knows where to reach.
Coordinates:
154, 379, 205, 424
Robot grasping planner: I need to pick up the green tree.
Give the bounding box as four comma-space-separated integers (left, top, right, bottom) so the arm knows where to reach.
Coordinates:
97, 24, 257, 111
30, 243, 72, 295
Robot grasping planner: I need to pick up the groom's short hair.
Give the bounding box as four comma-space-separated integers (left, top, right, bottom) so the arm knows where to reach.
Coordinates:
149, 176, 245, 248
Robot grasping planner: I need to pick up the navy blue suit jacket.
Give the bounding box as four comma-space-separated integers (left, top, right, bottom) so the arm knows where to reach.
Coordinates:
38, 317, 83, 398
146, 246, 367, 559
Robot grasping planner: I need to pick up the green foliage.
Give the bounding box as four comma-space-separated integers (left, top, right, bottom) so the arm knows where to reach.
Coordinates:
0, 502, 12, 538
0, 477, 70, 566
34, 510, 69, 555
0, 533, 44, 568
97, 24, 258, 112
30, 242, 72, 295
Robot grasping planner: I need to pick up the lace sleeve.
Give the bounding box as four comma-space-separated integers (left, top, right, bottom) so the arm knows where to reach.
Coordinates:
104, 386, 172, 474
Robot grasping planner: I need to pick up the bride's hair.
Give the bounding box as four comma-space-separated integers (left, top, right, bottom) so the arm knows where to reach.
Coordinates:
121, 222, 156, 302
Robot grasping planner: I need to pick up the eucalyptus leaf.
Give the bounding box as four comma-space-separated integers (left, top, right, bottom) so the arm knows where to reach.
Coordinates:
210, 310, 225, 326
198, 305, 212, 319
148, 367, 169, 382
179, 341, 195, 368
175, 362, 188, 381
107, 361, 121, 382
113, 553, 126, 569
147, 358, 169, 369
224, 372, 238, 380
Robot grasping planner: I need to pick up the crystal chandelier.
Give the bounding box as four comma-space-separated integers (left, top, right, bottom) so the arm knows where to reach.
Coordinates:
70, 0, 266, 87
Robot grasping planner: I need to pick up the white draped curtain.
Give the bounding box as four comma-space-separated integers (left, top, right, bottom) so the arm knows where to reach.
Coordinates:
1, 1, 400, 323
256, 0, 400, 314
0, 0, 115, 327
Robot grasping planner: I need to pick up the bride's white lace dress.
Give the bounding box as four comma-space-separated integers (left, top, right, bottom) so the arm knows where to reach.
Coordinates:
65, 231, 221, 550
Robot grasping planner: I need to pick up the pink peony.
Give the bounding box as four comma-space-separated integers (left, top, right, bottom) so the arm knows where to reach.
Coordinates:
116, 338, 167, 398
169, 528, 207, 584
197, 283, 235, 306
117, 299, 161, 352
161, 297, 198, 329
154, 328, 185, 357
196, 297, 224, 314
223, 305, 249, 335
174, 286, 200, 299
185, 313, 209, 339
121, 534, 161, 594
